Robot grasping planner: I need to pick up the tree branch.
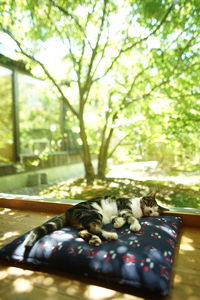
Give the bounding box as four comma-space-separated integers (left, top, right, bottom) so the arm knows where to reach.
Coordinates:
83, 0, 108, 103
0, 26, 79, 118
108, 133, 130, 158
123, 65, 153, 101
91, 20, 110, 80
50, 0, 93, 51
78, 5, 97, 81
94, 2, 174, 82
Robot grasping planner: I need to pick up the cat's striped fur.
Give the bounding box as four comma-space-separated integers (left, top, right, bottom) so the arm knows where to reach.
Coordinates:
24, 192, 160, 247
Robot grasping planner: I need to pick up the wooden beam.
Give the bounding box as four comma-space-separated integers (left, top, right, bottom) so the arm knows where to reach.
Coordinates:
163, 211, 200, 228
0, 195, 199, 227
0, 197, 70, 214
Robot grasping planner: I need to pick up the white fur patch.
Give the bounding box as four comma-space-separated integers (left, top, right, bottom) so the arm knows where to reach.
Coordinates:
91, 199, 118, 224
102, 230, 118, 240
129, 197, 143, 218
101, 199, 118, 224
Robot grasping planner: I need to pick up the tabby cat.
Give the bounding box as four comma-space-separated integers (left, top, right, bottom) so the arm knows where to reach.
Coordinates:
24, 192, 162, 247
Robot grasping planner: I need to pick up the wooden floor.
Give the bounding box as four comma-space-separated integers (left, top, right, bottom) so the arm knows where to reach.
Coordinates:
0, 208, 199, 300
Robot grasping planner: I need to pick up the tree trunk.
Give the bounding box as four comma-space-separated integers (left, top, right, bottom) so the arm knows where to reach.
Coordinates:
97, 151, 107, 178
97, 131, 113, 178
79, 116, 95, 180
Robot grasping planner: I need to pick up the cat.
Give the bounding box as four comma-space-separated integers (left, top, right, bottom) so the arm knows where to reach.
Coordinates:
24, 192, 162, 247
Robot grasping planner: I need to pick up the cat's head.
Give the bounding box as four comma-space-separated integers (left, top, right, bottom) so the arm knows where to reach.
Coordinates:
140, 192, 160, 216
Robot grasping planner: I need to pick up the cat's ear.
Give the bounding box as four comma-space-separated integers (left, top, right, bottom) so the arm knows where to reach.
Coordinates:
147, 191, 157, 199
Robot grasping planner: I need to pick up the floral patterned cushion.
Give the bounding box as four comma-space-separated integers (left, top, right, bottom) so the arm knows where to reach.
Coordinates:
0, 216, 182, 296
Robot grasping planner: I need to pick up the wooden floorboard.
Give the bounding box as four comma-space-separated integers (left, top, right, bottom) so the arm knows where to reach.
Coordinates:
0, 208, 199, 300
167, 227, 200, 300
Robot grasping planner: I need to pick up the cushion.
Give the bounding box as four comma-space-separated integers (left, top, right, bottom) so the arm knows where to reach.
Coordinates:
0, 215, 182, 296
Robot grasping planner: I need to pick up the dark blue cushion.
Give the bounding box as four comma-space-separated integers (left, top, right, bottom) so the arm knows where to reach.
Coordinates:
0, 215, 182, 296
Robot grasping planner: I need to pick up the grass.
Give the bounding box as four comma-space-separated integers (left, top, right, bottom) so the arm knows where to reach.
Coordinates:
39, 177, 200, 209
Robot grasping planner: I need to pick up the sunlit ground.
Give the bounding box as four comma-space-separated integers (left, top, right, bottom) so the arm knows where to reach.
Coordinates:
0, 266, 139, 300
108, 162, 200, 186
10, 162, 200, 209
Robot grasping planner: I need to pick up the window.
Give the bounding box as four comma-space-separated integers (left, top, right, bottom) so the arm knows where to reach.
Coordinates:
18, 74, 62, 155
0, 62, 81, 174
0, 66, 14, 164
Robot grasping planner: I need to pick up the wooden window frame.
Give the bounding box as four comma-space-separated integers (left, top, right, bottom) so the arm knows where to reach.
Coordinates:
0, 194, 199, 228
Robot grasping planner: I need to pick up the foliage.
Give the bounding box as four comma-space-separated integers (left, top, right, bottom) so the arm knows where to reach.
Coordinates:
0, 0, 200, 178
0, 67, 13, 163
18, 74, 62, 155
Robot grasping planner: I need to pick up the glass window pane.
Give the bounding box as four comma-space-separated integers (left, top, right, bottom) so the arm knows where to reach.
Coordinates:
18, 74, 62, 155
0, 66, 14, 164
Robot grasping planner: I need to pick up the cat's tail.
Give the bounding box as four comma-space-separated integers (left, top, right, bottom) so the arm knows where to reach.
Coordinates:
23, 214, 66, 248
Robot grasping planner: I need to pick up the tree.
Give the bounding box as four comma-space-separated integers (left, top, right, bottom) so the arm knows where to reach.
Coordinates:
0, 0, 199, 178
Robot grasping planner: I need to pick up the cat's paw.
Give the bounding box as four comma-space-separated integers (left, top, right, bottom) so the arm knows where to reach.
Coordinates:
102, 231, 118, 241
89, 235, 102, 246
113, 217, 126, 228
130, 222, 141, 232
79, 229, 91, 240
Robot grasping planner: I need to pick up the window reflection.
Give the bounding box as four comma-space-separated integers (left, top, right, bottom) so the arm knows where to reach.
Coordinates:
0, 66, 14, 164
18, 74, 62, 155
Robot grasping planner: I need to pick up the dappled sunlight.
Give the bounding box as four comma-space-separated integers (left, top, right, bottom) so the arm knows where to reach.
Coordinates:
174, 273, 182, 285
46, 286, 58, 296
5, 161, 200, 209
13, 278, 33, 293
0, 207, 54, 248
179, 235, 195, 252
7, 267, 33, 277
31, 274, 54, 286
83, 285, 139, 300
39, 178, 114, 200
30, 161, 200, 208
0, 221, 22, 246
64, 281, 85, 297
0, 207, 12, 215
0, 267, 34, 281
107, 162, 200, 186
0, 231, 19, 240
39, 176, 146, 200
0, 265, 140, 300
85, 286, 116, 300
165, 175, 200, 186
166, 227, 200, 300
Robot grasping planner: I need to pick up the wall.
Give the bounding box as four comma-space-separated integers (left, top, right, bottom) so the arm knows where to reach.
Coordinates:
0, 162, 85, 193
